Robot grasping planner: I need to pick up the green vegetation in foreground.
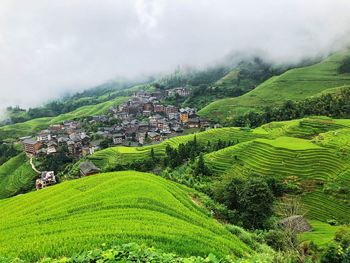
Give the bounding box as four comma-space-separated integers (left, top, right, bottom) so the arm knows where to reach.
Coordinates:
0, 153, 36, 199
199, 50, 350, 122
0, 171, 262, 262
89, 127, 268, 171
0, 96, 128, 140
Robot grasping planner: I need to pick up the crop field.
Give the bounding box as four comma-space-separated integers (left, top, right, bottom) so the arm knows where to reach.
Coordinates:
0, 97, 128, 140
299, 220, 350, 248
0, 171, 254, 261
205, 137, 343, 180
0, 153, 37, 199
90, 127, 268, 170
255, 117, 350, 139
204, 133, 350, 223
199, 50, 350, 122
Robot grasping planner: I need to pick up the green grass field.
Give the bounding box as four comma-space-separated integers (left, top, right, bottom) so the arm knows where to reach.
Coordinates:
0, 171, 258, 261
0, 97, 127, 140
300, 220, 350, 248
0, 153, 37, 199
90, 127, 268, 171
199, 50, 350, 122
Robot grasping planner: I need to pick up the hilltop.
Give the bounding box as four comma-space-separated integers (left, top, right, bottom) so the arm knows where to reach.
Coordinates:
0, 171, 265, 262
199, 50, 350, 123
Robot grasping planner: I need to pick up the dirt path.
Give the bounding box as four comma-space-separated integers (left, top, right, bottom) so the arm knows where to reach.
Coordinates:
30, 157, 41, 174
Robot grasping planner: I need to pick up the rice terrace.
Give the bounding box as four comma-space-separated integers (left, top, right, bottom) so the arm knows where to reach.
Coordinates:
1, 1, 350, 262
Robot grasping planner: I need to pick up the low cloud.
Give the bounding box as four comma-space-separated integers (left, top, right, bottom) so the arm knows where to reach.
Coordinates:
0, 0, 350, 109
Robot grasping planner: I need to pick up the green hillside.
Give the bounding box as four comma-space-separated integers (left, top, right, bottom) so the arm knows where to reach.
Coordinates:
89, 127, 268, 171
0, 171, 260, 261
205, 125, 350, 224
199, 50, 350, 123
0, 96, 127, 140
0, 153, 37, 199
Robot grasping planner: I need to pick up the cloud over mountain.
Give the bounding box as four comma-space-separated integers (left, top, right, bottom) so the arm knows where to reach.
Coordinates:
0, 0, 350, 108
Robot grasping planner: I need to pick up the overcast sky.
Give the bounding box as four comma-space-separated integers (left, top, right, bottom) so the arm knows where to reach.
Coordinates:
1, 0, 350, 110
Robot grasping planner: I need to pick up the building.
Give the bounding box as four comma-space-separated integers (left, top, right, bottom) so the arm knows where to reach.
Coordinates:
165, 105, 178, 115
36, 171, 56, 190
180, 112, 189, 123
113, 133, 125, 145
22, 138, 41, 156
80, 161, 101, 176
187, 118, 200, 128
37, 130, 52, 142
154, 104, 165, 113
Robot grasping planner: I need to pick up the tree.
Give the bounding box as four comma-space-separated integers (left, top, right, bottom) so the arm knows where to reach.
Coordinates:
239, 177, 274, 229
194, 153, 209, 177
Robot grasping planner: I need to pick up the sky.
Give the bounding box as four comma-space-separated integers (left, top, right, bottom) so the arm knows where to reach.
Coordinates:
0, 0, 350, 110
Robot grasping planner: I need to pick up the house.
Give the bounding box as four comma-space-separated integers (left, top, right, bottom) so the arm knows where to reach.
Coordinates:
167, 87, 190, 97
36, 171, 56, 190
113, 133, 125, 145
199, 118, 210, 128
37, 130, 52, 142
154, 104, 165, 113
165, 105, 178, 115
180, 111, 189, 123
187, 118, 200, 128
46, 141, 58, 155
22, 138, 41, 156
80, 161, 101, 176
143, 102, 154, 111
148, 131, 161, 142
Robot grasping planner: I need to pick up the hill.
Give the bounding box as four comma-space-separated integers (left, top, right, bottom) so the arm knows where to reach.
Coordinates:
89, 127, 268, 171
0, 153, 37, 199
0, 96, 127, 140
0, 171, 261, 262
204, 119, 350, 224
199, 50, 350, 123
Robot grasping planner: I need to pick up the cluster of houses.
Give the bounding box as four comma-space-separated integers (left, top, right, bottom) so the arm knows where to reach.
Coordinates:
106, 89, 210, 145
19, 87, 213, 190
21, 121, 93, 158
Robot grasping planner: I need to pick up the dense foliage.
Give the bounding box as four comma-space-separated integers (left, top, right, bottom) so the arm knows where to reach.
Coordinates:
213, 176, 276, 229
0, 142, 19, 165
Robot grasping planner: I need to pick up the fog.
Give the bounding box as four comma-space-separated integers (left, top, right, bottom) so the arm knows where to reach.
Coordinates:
1, 0, 350, 110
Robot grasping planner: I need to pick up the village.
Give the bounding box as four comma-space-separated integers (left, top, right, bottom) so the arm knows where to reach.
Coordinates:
20, 87, 212, 190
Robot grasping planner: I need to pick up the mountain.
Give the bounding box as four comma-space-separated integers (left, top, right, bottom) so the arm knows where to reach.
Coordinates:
199, 50, 350, 123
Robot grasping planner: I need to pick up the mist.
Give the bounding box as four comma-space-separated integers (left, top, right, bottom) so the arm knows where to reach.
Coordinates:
1, 0, 350, 110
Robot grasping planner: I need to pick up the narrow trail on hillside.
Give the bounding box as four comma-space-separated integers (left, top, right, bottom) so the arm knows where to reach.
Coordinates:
30, 157, 41, 174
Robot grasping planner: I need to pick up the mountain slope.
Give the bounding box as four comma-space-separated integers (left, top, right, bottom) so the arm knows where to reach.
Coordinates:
199, 50, 350, 123
89, 127, 268, 171
0, 171, 255, 261
0, 153, 36, 199
204, 119, 350, 224
0, 96, 127, 140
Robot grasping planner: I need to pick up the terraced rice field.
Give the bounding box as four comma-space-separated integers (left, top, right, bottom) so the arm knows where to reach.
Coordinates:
199, 50, 350, 122
205, 137, 343, 181
0, 171, 254, 261
300, 220, 350, 248
91, 127, 268, 170
0, 153, 37, 199
254, 117, 350, 139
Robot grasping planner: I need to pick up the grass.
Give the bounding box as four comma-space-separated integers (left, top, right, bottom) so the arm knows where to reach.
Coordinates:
0, 153, 37, 199
0, 97, 128, 140
299, 220, 350, 248
90, 127, 268, 171
199, 50, 350, 122
0, 171, 255, 262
